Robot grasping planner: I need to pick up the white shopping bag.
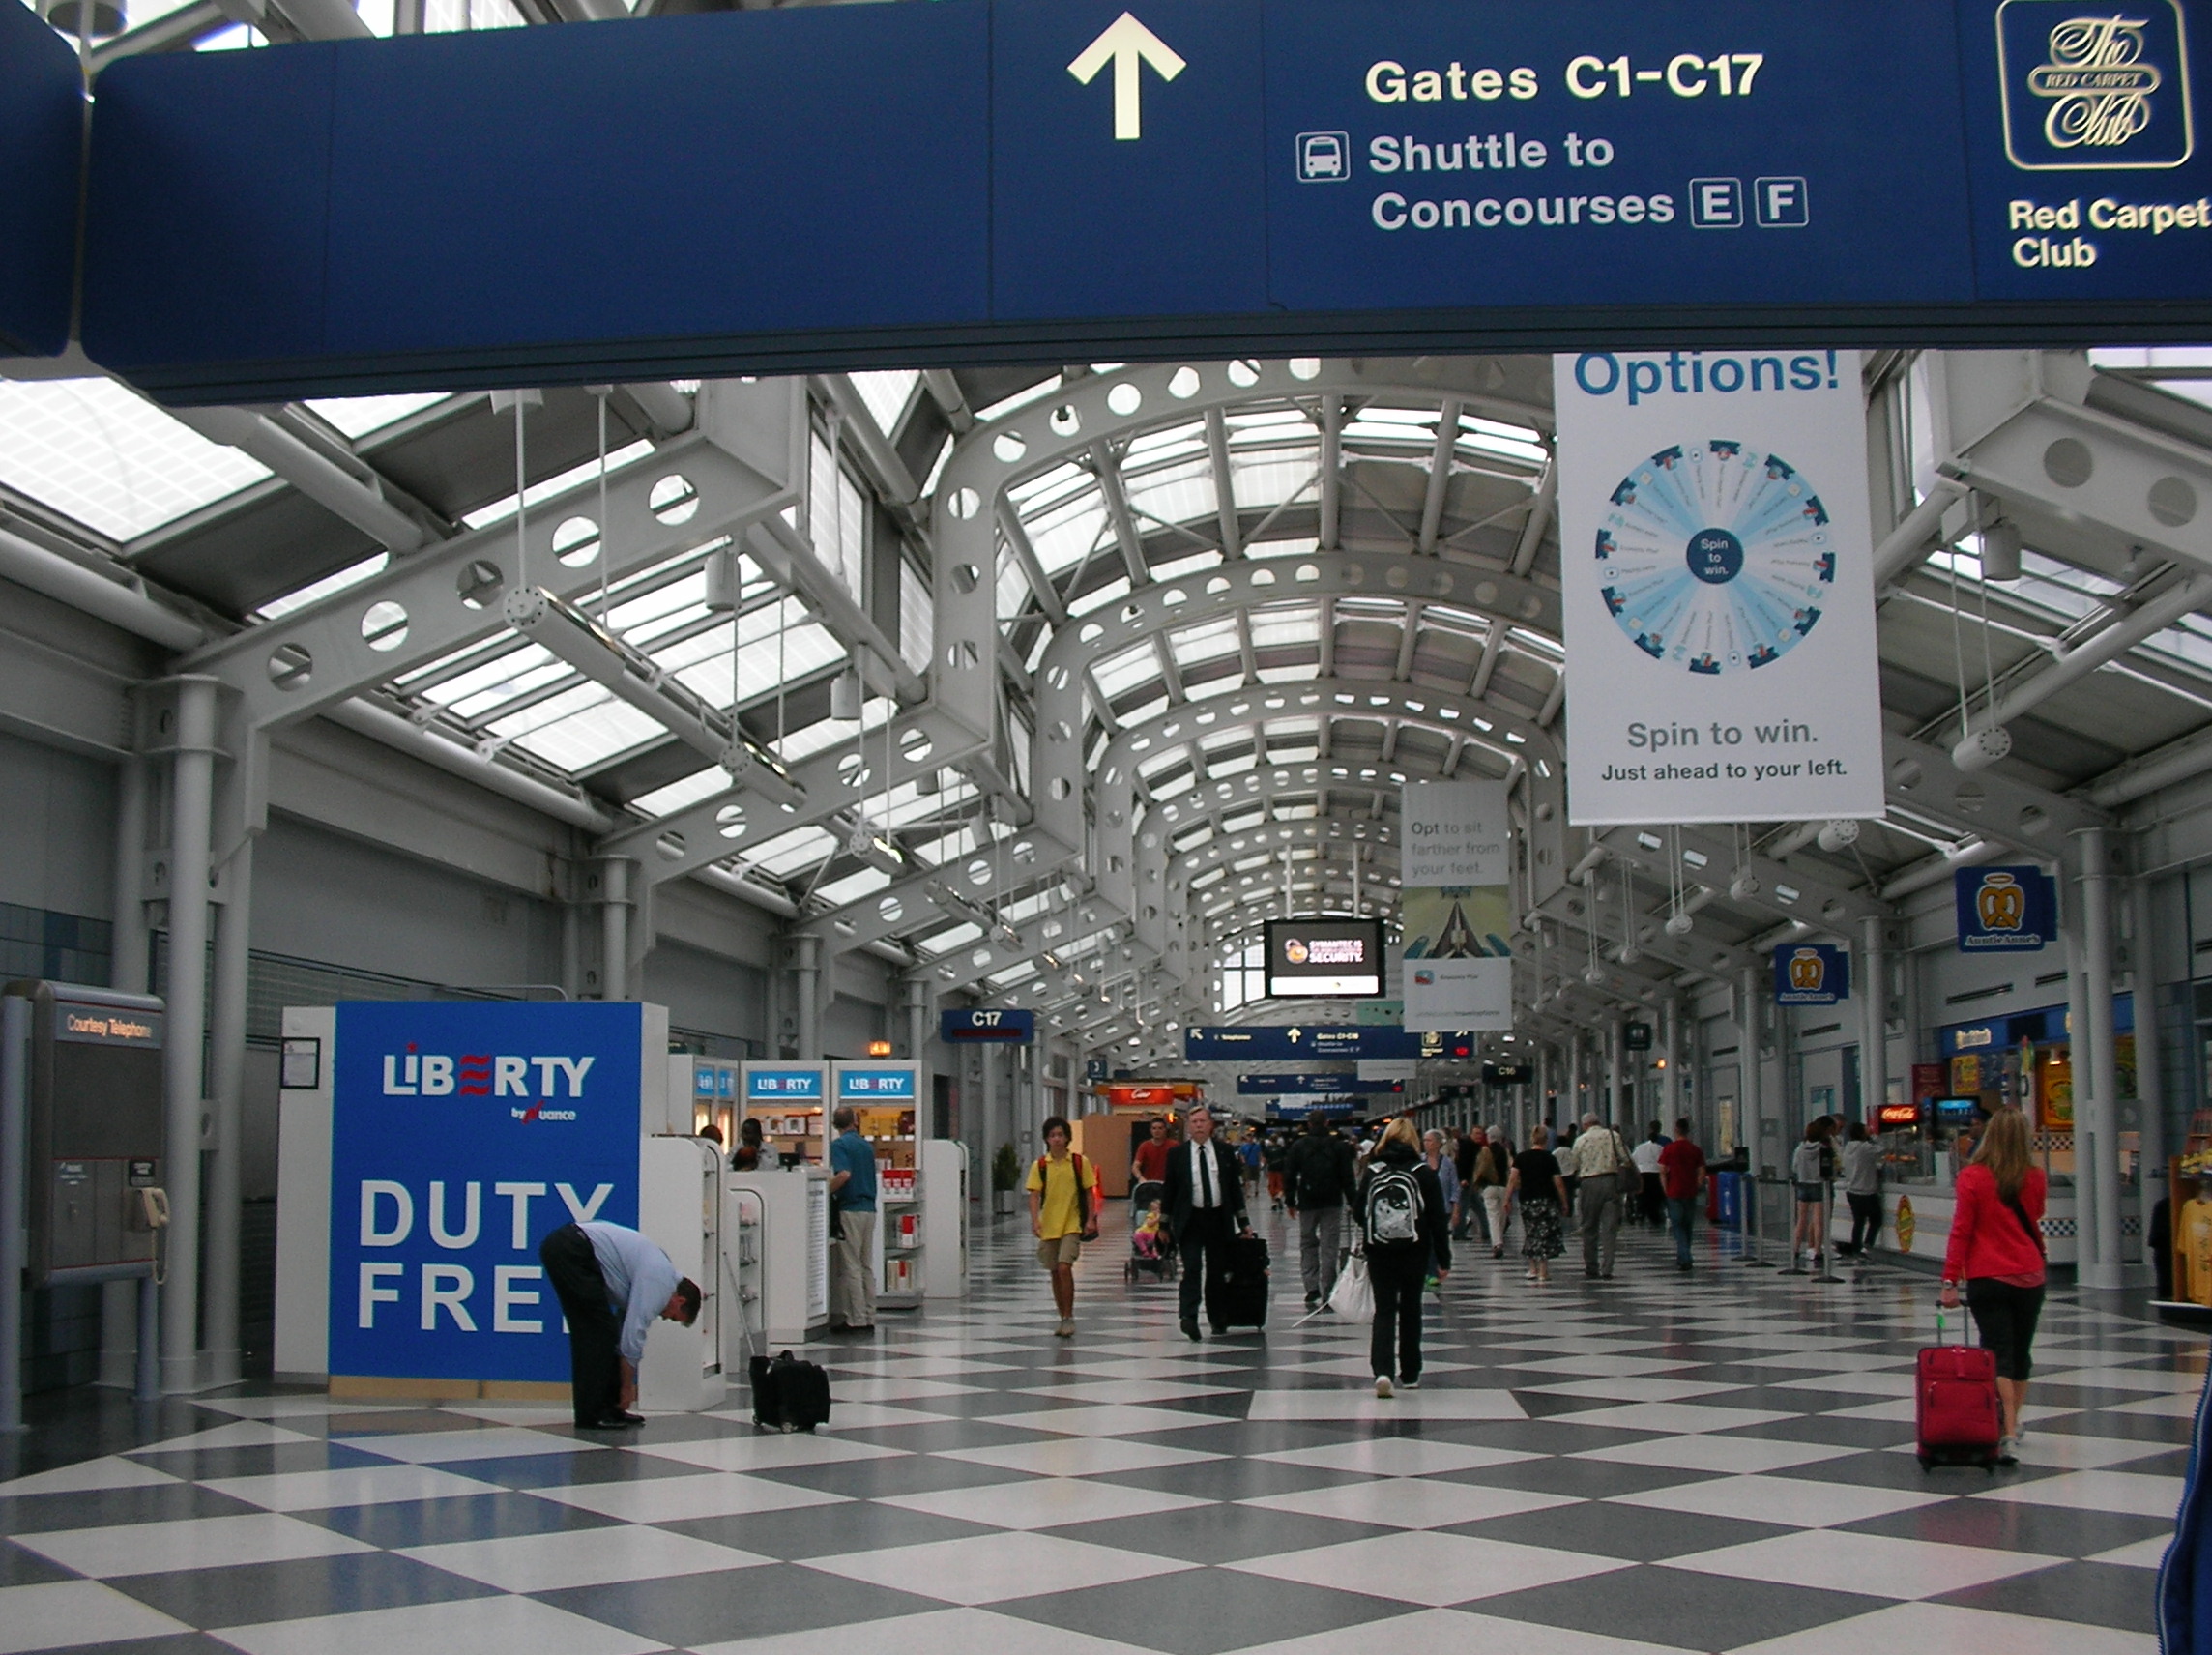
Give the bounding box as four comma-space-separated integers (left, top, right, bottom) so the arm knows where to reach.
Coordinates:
1326, 1252, 1375, 1323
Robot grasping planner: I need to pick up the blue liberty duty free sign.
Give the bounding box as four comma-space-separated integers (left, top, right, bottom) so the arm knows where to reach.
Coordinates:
328, 1001, 642, 1383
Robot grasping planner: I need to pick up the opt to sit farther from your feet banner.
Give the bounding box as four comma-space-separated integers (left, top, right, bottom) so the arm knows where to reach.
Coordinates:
1553, 349, 1884, 826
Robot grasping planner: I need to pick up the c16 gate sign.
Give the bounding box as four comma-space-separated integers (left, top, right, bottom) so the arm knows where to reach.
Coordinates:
76, 0, 2212, 401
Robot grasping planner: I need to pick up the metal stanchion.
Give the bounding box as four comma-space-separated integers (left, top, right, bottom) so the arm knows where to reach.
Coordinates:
1816, 1179, 1841, 1282
1744, 1172, 1773, 1267
0, 994, 29, 1433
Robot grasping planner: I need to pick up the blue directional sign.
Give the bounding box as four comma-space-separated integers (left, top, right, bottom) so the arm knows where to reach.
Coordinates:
1185, 1025, 1474, 1061
1236, 1072, 1406, 1094
74, 0, 2212, 401
941, 1007, 1036, 1043
0, 1, 87, 359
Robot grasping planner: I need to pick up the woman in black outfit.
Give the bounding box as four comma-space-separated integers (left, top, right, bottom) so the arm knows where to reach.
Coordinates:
1354, 1117, 1451, 1398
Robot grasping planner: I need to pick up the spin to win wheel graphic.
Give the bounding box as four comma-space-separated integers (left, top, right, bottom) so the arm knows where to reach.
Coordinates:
1593, 441, 1834, 675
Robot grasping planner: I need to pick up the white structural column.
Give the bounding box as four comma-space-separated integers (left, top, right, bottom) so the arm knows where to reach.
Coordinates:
903, 977, 929, 1064
1609, 1017, 1625, 1125
201, 837, 254, 1389
1860, 915, 1889, 1123
161, 678, 219, 1395
597, 857, 633, 1002
101, 755, 151, 1390
1661, 997, 1681, 1123
2131, 873, 2165, 1263
1739, 965, 1765, 1170
2079, 828, 2124, 1290
791, 934, 821, 1060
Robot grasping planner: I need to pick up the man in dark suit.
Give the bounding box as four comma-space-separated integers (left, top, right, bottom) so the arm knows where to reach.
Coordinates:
1163, 1104, 1249, 1341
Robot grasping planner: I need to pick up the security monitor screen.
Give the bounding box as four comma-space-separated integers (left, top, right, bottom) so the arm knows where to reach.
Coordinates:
1265, 918, 1386, 998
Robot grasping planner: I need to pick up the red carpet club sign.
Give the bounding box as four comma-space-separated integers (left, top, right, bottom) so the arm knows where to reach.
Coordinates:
1553, 350, 1884, 826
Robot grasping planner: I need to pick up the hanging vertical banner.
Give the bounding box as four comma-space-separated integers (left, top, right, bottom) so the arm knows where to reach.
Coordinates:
1399, 778, 1513, 1033
1954, 864, 2057, 951
1773, 943, 1850, 1005
1553, 350, 1885, 825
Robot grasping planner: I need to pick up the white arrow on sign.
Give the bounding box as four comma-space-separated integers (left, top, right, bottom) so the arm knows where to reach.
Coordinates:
1066, 12, 1185, 141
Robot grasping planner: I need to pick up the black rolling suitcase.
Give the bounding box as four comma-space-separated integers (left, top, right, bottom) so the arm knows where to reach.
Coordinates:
750, 1350, 831, 1432
1208, 1233, 1271, 1329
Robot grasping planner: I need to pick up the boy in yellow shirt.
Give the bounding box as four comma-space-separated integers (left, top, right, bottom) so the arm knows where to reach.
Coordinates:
1027, 1115, 1101, 1338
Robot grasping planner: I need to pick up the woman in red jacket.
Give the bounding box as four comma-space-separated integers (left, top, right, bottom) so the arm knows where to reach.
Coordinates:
1938, 1107, 2047, 1464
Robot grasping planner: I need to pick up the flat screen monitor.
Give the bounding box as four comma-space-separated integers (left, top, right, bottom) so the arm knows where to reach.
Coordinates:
1265, 917, 1386, 998
1933, 1097, 1981, 1124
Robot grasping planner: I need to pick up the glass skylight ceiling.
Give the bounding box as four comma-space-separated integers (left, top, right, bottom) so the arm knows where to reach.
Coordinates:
0, 379, 268, 541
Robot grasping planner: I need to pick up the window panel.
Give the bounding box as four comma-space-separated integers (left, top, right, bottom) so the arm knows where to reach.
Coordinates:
0, 378, 271, 541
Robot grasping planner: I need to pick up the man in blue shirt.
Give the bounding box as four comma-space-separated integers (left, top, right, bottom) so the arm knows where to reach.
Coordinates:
828, 1106, 879, 1332
538, 1219, 700, 1429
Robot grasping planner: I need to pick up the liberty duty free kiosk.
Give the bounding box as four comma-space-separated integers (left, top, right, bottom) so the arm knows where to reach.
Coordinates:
1, 982, 167, 1428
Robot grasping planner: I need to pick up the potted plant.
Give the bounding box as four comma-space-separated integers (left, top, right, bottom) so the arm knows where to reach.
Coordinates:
991, 1142, 1022, 1218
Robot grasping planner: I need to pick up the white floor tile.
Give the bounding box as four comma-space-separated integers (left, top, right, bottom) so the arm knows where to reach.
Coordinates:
1013, 1379, 1242, 1405
1509, 1355, 1703, 1378
935, 1437, 1224, 1477
1973, 1468, 2186, 1518
1258, 1438, 1539, 1476
1732, 1352, 1914, 1373
215, 1591, 668, 1655
690, 1606, 1141, 1655
0, 1456, 180, 1496
1769, 1372, 1917, 1398
630, 1434, 905, 1472
17, 1511, 375, 1578
974, 1403, 1223, 1437
2108, 1393, 2202, 1418
1528, 1378, 1746, 1403
1574, 1436, 1860, 1475
0, 1580, 191, 1654
1722, 1598, 2158, 1655
830, 1378, 984, 1403
806, 1530, 1194, 1604
1667, 1528, 2064, 1599
130, 1421, 317, 1455
880, 1476, 1213, 1529
2085, 1533, 2173, 1569
1243, 1479, 1580, 1529
340, 1427, 606, 1464
1245, 1390, 1526, 1422
197, 1397, 412, 1419
400, 1523, 769, 1591
1546, 1403, 1800, 1434
2003, 1434, 2178, 1471
1611, 1473, 1948, 1528
1228, 1530, 1632, 1604
532, 1471, 851, 1522
200, 1464, 503, 1511
2038, 1367, 2203, 1393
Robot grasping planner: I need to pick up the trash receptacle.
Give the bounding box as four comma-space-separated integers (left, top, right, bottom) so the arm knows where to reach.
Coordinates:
1714, 1170, 1743, 1230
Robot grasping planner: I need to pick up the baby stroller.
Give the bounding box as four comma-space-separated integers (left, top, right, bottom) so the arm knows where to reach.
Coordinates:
1124, 1179, 1177, 1282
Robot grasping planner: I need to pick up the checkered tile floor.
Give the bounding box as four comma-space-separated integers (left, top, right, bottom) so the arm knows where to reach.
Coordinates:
0, 1208, 2197, 1655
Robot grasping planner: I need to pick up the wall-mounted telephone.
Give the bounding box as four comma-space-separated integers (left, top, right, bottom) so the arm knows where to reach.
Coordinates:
131, 1187, 170, 1231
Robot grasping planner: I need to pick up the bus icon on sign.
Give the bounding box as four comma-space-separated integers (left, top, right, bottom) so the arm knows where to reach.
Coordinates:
1296, 131, 1350, 181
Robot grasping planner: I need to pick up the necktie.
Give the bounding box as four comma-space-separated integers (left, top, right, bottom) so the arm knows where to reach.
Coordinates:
1198, 1145, 1213, 1207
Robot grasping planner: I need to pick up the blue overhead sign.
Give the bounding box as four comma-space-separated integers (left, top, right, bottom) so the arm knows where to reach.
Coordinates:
327, 1001, 642, 1385
1955, 864, 2059, 951
1237, 1072, 1406, 1094
941, 1008, 1036, 1043
75, 0, 2212, 402
0, 2, 87, 359
1186, 1025, 1473, 1061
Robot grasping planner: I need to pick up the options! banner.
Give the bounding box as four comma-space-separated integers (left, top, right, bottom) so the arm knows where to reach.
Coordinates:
1554, 349, 1884, 825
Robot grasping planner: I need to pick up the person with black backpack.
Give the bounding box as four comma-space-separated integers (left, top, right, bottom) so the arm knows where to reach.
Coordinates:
1354, 1117, 1450, 1397
1285, 1109, 1356, 1310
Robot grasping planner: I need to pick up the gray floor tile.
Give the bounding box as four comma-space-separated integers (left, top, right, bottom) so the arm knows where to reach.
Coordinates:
308, 1492, 623, 1548
1836, 1495, 2175, 1558
748, 1454, 1034, 1500
0, 1484, 263, 1537
531, 1563, 947, 1645
1447, 1498, 1795, 1561
1470, 1559, 1893, 1649
1045, 1501, 1394, 1562
658, 1500, 1000, 1558
996, 1559, 1415, 1655
104, 1549, 499, 1626
1933, 1558, 2159, 1631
